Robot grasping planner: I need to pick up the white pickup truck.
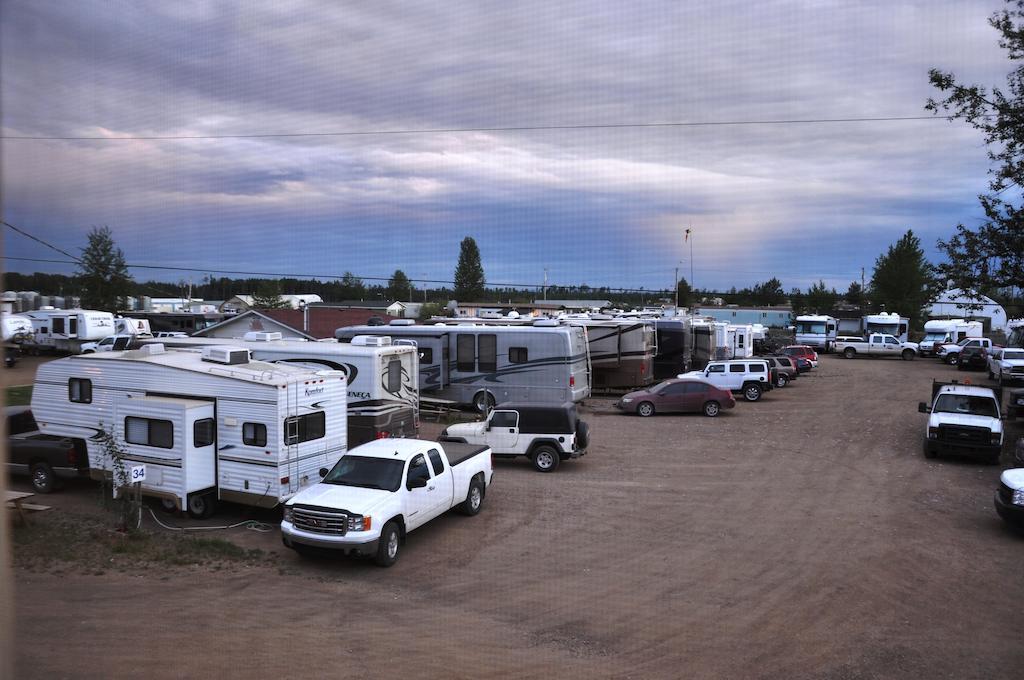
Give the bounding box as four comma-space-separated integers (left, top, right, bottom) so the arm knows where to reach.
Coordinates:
918, 381, 1003, 464
281, 438, 493, 566
835, 333, 918, 360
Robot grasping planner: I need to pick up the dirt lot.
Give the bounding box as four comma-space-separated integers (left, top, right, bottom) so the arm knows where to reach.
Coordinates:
8, 355, 1024, 679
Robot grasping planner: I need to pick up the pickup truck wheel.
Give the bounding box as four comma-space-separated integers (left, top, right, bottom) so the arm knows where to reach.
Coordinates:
531, 445, 560, 472
459, 477, 485, 515
636, 401, 655, 417
923, 440, 937, 459
187, 492, 217, 519
901, 349, 915, 361
375, 521, 401, 567
843, 347, 856, 359
743, 383, 763, 402
775, 373, 788, 388
946, 354, 958, 365
702, 401, 721, 417
30, 462, 55, 494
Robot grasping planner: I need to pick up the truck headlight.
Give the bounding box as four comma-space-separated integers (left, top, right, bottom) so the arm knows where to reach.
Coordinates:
283, 506, 294, 523
991, 432, 1002, 445
928, 427, 939, 440
1013, 489, 1024, 506
347, 515, 371, 532
1017, 396, 1024, 406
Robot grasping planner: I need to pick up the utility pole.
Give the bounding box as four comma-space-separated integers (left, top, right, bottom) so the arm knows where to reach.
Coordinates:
543, 267, 548, 301
674, 266, 679, 309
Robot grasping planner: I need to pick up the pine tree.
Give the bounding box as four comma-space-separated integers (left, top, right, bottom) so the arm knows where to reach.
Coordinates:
869, 230, 937, 329
453, 237, 486, 300
387, 269, 412, 302
251, 280, 288, 309
76, 226, 132, 311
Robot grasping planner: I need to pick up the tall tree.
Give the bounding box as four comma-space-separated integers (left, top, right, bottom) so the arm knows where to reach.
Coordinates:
339, 272, 365, 299
387, 269, 412, 302
453, 236, 486, 300
251, 280, 288, 309
76, 226, 132, 311
750, 277, 785, 306
869, 230, 937, 329
927, 1, 1024, 295
675, 277, 693, 308
844, 281, 865, 307
805, 280, 837, 314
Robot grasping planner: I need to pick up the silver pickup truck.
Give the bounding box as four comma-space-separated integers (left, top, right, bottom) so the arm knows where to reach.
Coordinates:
835, 334, 918, 360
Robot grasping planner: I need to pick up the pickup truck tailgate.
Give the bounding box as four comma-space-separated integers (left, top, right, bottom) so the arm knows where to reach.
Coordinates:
441, 442, 490, 466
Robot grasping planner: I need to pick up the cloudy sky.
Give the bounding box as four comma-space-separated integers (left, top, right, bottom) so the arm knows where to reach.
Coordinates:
0, 1, 1011, 295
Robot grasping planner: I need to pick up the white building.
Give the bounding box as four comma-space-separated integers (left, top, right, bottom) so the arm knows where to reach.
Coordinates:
929, 289, 1009, 332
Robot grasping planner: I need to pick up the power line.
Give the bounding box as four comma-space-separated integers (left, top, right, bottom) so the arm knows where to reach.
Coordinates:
0, 115, 946, 142
2, 220, 82, 263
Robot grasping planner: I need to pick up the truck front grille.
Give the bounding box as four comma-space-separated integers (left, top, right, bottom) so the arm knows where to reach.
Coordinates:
1011, 366, 1024, 375
292, 506, 348, 535
937, 425, 989, 445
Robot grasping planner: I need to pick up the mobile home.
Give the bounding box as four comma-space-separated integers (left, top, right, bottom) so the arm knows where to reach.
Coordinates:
22, 308, 116, 353
31, 344, 347, 516
139, 332, 418, 446
336, 320, 590, 411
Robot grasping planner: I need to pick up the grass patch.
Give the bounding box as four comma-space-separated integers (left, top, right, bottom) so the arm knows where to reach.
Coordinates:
6, 384, 32, 405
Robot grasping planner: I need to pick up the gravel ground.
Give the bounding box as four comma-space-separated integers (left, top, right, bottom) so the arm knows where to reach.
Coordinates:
9, 354, 1024, 679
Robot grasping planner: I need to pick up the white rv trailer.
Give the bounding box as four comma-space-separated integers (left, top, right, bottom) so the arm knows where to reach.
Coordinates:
21, 308, 116, 353
138, 332, 418, 446
727, 324, 755, 359
114, 316, 153, 337
31, 344, 347, 515
794, 314, 838, 352
1, 313, 33, 341
336, 320, 591, 411
863, 312, 909, 342
919, 319, 982, 356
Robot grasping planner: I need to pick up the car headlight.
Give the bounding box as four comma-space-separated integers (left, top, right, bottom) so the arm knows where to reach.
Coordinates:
928, 427, 939, 440
283, 506, 294, 523
620, 397, 633, 403
347, 515, 371, 532
1013, 489, 1024, 506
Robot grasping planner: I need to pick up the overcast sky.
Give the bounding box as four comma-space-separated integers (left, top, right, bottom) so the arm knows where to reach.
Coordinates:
0, 1, 1012, 295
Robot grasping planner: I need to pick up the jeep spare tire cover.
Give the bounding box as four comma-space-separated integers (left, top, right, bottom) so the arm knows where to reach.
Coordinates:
575, 420, 590, 449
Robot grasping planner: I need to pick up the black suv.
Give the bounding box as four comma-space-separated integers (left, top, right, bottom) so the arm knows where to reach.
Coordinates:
958, 345, 989, 371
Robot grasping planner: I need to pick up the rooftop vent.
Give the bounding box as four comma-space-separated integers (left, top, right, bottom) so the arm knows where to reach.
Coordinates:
533, 319, 559, 327
243, 331, 283, 342
351, 335, 392, 347
201, 346, 250, 365
389, 319, 416, 326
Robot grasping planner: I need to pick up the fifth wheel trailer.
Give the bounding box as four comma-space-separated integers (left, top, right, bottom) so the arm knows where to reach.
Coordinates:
31, 344, 347, 516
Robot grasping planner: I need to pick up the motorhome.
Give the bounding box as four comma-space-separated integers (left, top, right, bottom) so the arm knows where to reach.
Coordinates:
863, 312, 909, 342
651, 315, 692, 379
22, 308, 116, 353
794, 314, 838, 352
919, 319, 982, 356
562, 315, 657, 389
336, 320, 590, 411
31, 344, 347, 517
139, 332, 419, 446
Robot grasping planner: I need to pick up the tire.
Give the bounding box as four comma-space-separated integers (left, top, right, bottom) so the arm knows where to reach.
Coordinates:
923, 440, 937, 459
374, 521, 401, 567
946, 353, 958, 365
472, 391, 495, 414
843, 347, 856, 359
459, 476, 485, 515
575, 420, 590, 450
159, 498, 178, 514
702, 401, 721, 417
186, 492, 217, 519
531, 445, 561, 472
743, 383, 763, 402
30, 462, 55, 494
901, 349, 915, 361
987, 452, 1002, 466
636, 401, 655, 417
776, 373, 789, 388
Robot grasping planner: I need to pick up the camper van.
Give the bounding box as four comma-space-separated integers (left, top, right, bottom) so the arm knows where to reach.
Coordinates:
919, 319, 982, 356
794, 314, 838, 352
31, 344, 347, 517
139, 332, 419, 446
22, 308, 116, 353
336, 320, 591, 411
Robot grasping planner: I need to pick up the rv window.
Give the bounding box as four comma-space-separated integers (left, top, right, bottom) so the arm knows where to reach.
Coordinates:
509, 347, 528, 364
420, 347, 433, 363
69, 378, 92, 404
427, 448, 445, 475
386, 359, 403, 393
729, 365, 745, 373
737, 336, 744, 347
125, 417, 174, 449
69, 318, 78, 335
479, 334, 497, 372
194, 418, 215, 447
456, 334, 475, 372
284, 411, 326, 445
243, 422, 267, 447
53, 318, 65, 334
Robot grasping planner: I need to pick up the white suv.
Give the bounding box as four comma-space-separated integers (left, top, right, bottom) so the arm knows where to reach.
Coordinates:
680, 359, 774, 402
989, 346, 1024, 386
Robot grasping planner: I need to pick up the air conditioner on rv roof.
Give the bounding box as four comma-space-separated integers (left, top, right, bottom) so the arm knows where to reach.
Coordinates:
389, 319, 416, 326
201, 346, 250, 365
351, 335, 392, 346
243, 331, 283, 342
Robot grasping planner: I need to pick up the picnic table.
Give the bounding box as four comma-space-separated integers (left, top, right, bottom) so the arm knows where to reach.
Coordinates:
5, 490, 51, 524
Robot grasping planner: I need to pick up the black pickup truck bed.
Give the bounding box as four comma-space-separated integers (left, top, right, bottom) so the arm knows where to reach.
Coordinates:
442, 442, 490, 466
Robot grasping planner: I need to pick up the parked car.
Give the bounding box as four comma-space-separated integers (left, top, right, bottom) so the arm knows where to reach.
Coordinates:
781, 345, 818, 368
6, 406, 89, 493
441, 402, 589, 472
680, 358, 774, 402
918, 381, 1003, 464
936, 337, 993, 365
761, 355, 799, 387
615, 377, 736, 417
988, 346, 1024, 385
281, 438, 493, 566
995, 468, 1024, 529
957, 343, 990, 371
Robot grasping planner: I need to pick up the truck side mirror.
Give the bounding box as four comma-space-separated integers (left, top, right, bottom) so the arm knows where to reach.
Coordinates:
918, 402, 929, 413
318, 467, 328, 478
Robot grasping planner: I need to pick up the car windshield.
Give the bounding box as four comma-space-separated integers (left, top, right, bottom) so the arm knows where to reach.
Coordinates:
796, 321, 826, 334
322, 455, 404, 492
922, 332, 947, 341
933, 394, 999, 418
956, 338, 973, 346
1002, 350, 1024, 360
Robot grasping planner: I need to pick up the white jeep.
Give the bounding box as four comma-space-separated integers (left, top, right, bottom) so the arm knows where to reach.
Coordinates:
680, 358, 774, 402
